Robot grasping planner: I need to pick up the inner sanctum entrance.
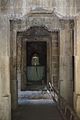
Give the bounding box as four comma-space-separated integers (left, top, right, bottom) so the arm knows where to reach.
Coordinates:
26, 41, 47, 86
17, 26, 59, 91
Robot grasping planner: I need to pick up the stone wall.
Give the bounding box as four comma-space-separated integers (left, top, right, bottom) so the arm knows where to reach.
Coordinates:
17, 36, 22, 90
59, 21, 73, 105
0, 3, 76, 119
0, 0, 78, 16
10, 10, 73, 103
51, 32, 59, 88
76, 0, 80, 13
74, 16, 80, 117
10, 20, 18, 110
0, 15, 11, 120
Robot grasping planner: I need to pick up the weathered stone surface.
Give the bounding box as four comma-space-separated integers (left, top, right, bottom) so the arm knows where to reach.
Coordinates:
0, 15, 11, 120
10, 10, 74, 105
59, 22, 73, 104
0, 1, 80, 120
74, 16, 80, 117
0, 0, 78, 17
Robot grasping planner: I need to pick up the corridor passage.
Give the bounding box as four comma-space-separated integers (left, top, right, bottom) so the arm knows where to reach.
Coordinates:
12, 91, 63, 120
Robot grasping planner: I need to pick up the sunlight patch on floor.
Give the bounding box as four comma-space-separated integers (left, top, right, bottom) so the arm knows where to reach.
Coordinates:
18, 90, 54, 105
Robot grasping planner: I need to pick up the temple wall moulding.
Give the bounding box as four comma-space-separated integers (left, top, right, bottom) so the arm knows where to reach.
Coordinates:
10, 9, 74, 34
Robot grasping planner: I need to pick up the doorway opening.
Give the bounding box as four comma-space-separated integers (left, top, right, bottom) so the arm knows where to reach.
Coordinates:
26, 41, 47, 86
11, 26, 62, 120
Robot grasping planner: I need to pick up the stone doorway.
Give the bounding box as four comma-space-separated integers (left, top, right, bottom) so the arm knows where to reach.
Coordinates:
16, 29, 59, 91
26, 41, 47, 86
16, 26, 52, 91
10, 16, 74, 114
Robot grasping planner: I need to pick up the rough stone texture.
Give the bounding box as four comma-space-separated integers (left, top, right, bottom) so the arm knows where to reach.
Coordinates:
10, 21, 18, 110
0, 0, 80, 120
74, 16, 80, 117
9, 10, 73, 104
0, 0, 78, 16
59, 21, 73, 104
21, 40, 27, 90
51, 32, 59, 88
17, 36, 22, 90
0, 15, 11, 120
76, 0, 80, 13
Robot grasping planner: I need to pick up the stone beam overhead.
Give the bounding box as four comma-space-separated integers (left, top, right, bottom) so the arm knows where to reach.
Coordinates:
9, 10, 67, 32
9, 15, 59, 32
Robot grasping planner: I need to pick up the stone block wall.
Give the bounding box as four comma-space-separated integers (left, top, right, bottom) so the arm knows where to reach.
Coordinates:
59, 21, 73, 105
0, 15, 11, 120
0, 0, 80, 119
10, 10, 74, 106
51, 32, 59, 88
74, 16, 80, 117
0, 0, 78, 16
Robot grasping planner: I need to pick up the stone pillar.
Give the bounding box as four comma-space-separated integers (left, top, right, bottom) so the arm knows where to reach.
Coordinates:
21, 40, 27, 90
0, 15, 11, 120
74, 16, 80, 117
10, 21, 18, 110
46, 37, 52, 84
17, 36, 22, 91
59, 21, 73, 105
51, 32, 59, 89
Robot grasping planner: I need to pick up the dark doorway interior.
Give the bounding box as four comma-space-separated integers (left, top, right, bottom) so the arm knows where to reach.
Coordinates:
26, 41, 47, 86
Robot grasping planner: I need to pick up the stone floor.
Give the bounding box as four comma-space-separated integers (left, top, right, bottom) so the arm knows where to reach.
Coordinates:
12, 91, 63, 120
18, 90, 51, 103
